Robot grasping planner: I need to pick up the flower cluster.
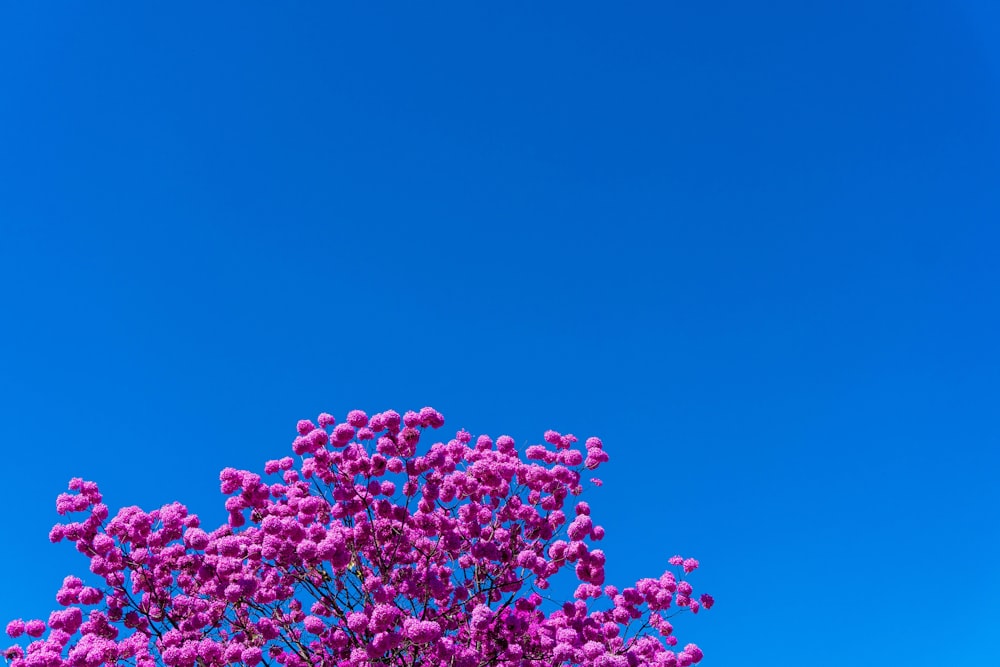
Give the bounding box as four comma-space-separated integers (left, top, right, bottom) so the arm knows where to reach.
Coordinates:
4, 408, 711, 667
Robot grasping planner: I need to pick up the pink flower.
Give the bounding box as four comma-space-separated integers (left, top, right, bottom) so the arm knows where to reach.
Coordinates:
241, 647, 263, 666
404, 619, 442, 643
368, 605, 398, 633
5, 619, 25, 638
567, 515, 593, 541
381, 410, 401, 432
562, 449, 584, 465
303, 615, 325, 634
684, 644, 704, 663
346, 410, 368, 428
78, 587, 103, 605
347, 612, 368, 633
23, 620, 45, 638
471, 605, 492, 630
332, 423, 355, 444
418, 407, 444, 428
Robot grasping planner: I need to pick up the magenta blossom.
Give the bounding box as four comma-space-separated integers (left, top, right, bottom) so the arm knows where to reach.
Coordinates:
3, 408, 711, 667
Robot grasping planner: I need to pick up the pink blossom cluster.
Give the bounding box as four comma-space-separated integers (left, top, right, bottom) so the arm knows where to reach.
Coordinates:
4, 408, 711, 667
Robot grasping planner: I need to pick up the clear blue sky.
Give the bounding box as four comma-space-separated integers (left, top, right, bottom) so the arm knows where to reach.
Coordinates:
1, 3, 998, 665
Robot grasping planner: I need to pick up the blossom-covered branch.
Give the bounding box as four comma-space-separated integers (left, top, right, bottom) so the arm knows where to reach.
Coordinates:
4, 408, 712, 667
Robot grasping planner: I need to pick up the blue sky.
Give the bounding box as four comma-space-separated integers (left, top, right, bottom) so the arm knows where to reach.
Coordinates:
1, 2, 998, 665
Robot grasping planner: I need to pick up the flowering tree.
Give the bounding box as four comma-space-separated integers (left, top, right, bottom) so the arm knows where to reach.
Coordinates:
4, 408, 712, 667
